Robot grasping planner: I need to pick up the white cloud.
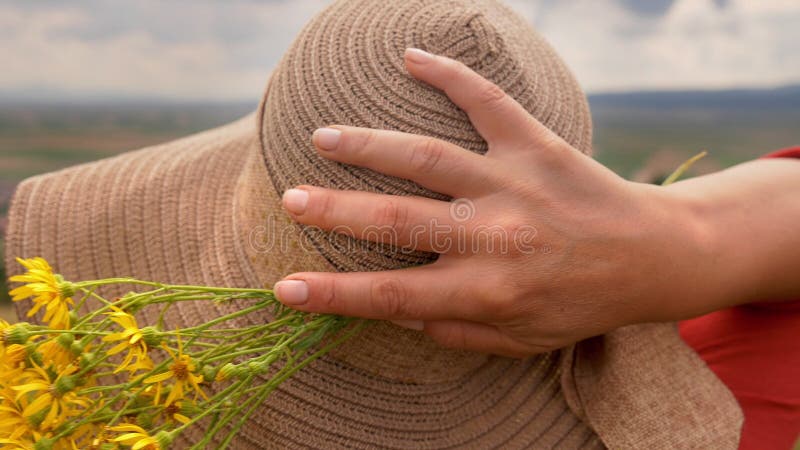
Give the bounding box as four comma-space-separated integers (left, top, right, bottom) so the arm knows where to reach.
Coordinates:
0, 0, 798, 100
519, 0, 800, 92
0, 1, 327, 100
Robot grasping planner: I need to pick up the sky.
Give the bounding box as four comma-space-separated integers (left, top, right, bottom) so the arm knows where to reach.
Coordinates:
1, 0, 798, 101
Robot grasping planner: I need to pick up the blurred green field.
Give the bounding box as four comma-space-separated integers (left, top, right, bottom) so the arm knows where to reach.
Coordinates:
2, 89, 799, 313
591, 90, 800, 178
0, 101, 255, 308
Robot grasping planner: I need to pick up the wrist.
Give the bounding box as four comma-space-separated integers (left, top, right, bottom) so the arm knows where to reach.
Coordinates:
618, 179, 745, 325
661, 176, 759, 313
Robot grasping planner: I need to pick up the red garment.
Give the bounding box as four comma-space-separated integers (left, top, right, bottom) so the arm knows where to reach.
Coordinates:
679, 146, 800, 450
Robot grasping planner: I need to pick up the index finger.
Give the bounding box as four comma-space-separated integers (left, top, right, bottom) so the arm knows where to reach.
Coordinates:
404, 48, 547, 148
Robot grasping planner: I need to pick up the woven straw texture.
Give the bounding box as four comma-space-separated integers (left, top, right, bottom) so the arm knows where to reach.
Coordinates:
261, 0, 592, 273
4, 0, 742, 448
5, 117, 602, 449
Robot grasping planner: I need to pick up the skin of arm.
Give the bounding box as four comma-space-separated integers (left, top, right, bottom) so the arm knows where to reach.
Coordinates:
664, 157, 800, 309
272, 48, 800, 357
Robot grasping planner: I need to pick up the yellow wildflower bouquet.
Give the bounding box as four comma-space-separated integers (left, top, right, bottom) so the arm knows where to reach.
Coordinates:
1, 258, 363, 449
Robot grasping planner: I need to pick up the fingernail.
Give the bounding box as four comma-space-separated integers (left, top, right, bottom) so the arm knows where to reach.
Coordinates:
313, 127, 341, 151
405, 48, 434, 64
275, 280, 309, 305
391, 320, 425, 331
282, 189, 309, 214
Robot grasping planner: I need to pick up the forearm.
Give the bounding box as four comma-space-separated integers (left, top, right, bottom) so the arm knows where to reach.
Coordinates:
668, 157, 800, 307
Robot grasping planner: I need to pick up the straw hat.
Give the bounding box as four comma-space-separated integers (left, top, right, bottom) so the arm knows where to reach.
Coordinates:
5, 0, 742, 448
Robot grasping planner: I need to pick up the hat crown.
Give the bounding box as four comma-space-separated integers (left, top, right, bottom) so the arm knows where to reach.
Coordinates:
259, 0, 591, 273
421, 6, 504, 68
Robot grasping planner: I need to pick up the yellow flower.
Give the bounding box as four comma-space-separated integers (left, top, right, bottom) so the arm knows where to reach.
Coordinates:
66, 422, 108, 449
0, 383, 53, 447
161, 400, 192, 425
1, 320, 20, 360
9, 257, 75, 329
0, 385, 32, 441
143, 337, 207, 406
101, 307, 149, 373
0, 438, 34, 449
11, 364, 90, 431
126, 354, 155, 378
109, 424, 164, 450
1, 319, 11, 351
37, 338, 75, 372
0, 344, 27, 387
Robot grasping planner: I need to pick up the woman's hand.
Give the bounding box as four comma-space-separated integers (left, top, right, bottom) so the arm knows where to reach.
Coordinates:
273, 48, 799, 357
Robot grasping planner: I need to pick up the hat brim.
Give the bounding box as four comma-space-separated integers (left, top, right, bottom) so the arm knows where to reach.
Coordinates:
5, 114, 742, 448
6, 115, 604, 448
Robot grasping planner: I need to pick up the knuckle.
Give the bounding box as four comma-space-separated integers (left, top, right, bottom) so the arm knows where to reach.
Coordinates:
475, 271, 519, 314
373, 199, 409, 237
476, 294, 510, 319
515, 332, 560, 355
468, 215, 531, 258
461, 285, 496, 318
444, 58, 469, 83
370, 278, 411, 318
500, 217, 533, 258
432, 324, 468, 350
315, 277, 340, 312
531, 131, 573, 167
476, 82, 508, 111
491, 287, 519, 313
409, 138, 446, 174
308, 191, 337, 229
539, 128, 567, 150
353, 129, 379, 158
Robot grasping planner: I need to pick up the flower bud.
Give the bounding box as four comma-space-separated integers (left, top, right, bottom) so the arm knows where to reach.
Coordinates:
140, 326, 163, 347
68, 310, 79, 325
34, 437, 55, 450
137, 412, 154, 429
217, 363, 247, 381
202, 365, 218, 383
27, 408, 46, 428
26, 345, 44, 367
79, 351, 97, 368
54, 375, 77, 396
247, 353, 278, 375
130, 392, 152, 409
57, 332, 74, 349
70, 340, 86, 356
155, 431, 174, 448
247, 360, 265, 374
54, 275, 77, 299
3, 322, 31, 345
180, 401, 202, 417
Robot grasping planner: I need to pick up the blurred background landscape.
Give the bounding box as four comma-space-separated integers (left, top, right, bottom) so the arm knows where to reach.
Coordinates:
2, 0, 799, 319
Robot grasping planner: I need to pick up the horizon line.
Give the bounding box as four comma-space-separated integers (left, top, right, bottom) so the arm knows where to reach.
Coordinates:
0, 83, 797, 105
